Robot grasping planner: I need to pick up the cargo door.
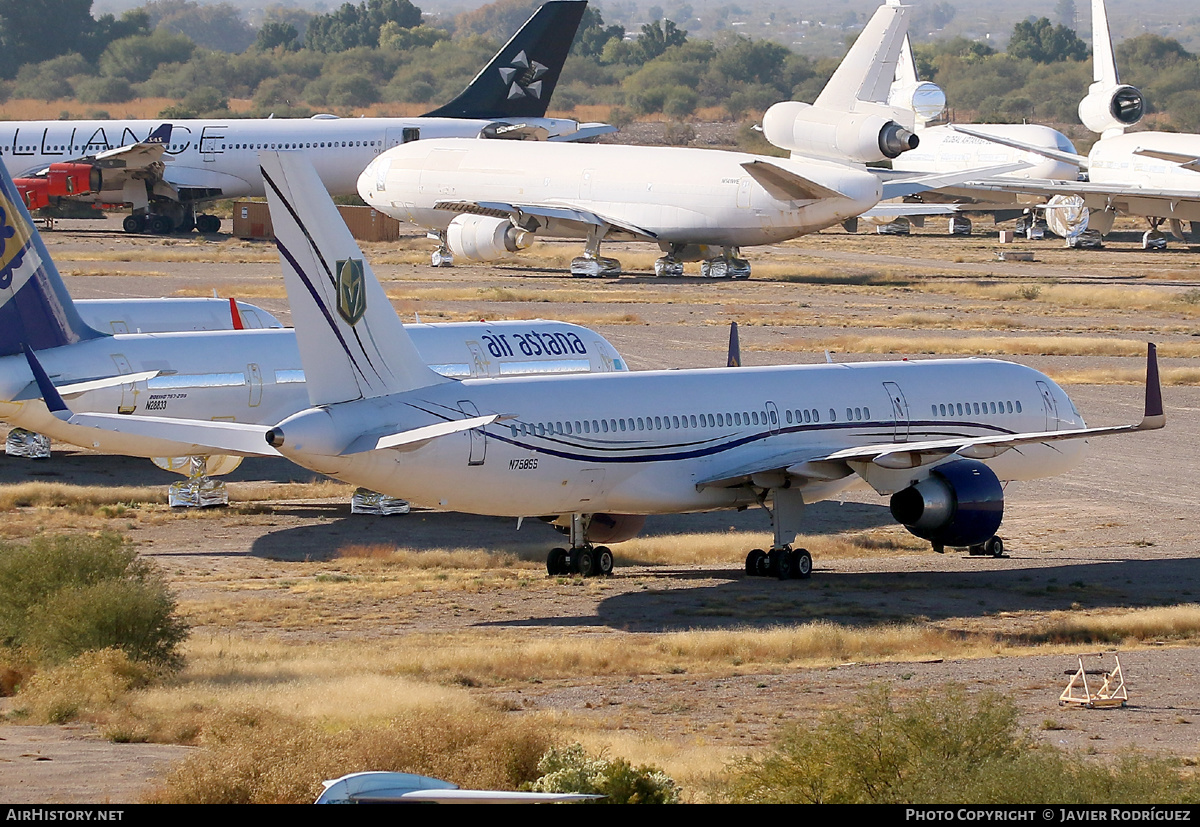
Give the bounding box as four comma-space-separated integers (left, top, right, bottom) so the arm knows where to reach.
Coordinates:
459, 400, 486, 466
111, 353, 136, 414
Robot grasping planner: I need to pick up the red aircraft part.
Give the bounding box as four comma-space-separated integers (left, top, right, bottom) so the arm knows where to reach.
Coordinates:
14, 178, 50, 211
47, 163, 101, 197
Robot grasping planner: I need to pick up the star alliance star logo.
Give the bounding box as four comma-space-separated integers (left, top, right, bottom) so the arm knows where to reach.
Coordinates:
335, 258, 366, 326
498, 50, 548, 100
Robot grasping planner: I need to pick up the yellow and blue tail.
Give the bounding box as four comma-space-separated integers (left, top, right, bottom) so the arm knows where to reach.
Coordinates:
0, 162, 102, 356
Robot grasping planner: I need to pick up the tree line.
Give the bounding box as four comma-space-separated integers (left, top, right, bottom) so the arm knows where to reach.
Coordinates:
0, 0, 1197, 136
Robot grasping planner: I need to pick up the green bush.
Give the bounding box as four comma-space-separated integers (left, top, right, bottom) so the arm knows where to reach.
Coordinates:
724, 685, 1200, 804
0, 533, 187, 668
529, 742, 680, 804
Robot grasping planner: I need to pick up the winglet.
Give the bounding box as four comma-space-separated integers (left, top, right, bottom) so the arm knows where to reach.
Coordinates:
727, 322, 741, 367
22, 343, 71, 421
1139, 342, 1165, 430
145, 123, 172, 146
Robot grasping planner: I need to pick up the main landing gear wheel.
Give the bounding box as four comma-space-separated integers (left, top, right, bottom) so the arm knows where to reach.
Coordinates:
746, 547, 809, 580
967, 536, 1005, 557
123, 215, 146, 234
570, 255, 621, 278
196, 214, 222, 234
595, 546, 614, 577
547, 547, 569, 576
745, 548, 767, 576
148, 214, 174, 235
575, 547, 597, 577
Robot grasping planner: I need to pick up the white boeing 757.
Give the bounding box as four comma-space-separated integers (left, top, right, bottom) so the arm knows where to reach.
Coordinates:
4, 1, 608, 235
48, 151, 1165, 579
360, 2, 1022, 279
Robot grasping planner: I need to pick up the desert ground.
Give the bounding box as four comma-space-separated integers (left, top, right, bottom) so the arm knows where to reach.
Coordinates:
2, 215, 1200, 803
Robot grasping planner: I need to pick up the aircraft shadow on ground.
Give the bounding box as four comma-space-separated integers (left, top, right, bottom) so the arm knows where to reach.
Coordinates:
567, 555, 1200, 633
248, 500, 895, 562
0, 451, 317, 487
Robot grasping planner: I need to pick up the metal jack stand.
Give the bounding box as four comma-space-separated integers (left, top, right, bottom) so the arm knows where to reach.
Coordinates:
1060, 652, 1128, 708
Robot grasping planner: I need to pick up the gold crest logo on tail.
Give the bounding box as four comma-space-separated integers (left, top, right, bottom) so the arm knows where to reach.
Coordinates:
0, 191, 33, 290
336, 258, 366, 325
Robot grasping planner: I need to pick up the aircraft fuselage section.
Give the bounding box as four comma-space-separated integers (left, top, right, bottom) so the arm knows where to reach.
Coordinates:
0, 117, 575, 202
362, 139, 883, 248
274, 358, 1087, 517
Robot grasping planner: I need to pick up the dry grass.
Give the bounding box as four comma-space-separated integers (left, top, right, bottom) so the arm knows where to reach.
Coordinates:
923, 281, 1200, 315
0, 482, 166, 511
616, 528, 925, 567
757, 334, 1200, 359
1048, 366, 1200, 386
336, 543, 534, 570
67, 249, 277, 264
63, 267, 170, 278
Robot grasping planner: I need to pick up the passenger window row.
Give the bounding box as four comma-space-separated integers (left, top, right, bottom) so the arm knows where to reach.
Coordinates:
933, 400, 1022, 417
509, 408, 780, 438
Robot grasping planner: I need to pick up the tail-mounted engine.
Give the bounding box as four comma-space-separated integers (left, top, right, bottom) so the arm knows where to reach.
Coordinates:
888, 81, 947, 127
889, 459, 1003, 549
1078, 84, 1144, 134
762, 101, 919, 163
445, 214, 533, 262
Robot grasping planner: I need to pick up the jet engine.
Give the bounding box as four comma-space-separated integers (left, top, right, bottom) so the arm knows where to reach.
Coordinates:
47, 163, 102, 197
888, 81, 947, 126
888, 459, 1003, 548
1078, 84, 1144, 134
445, 214, 533, 262
14, 178, 50, 211
761, 101, 918, 163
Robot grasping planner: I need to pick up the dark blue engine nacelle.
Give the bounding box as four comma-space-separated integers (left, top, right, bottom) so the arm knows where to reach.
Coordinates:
888, 459, 1003, 548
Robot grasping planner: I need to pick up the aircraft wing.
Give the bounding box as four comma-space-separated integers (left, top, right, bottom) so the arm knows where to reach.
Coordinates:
934, 176, 1200, 221
85, 123, 173, 169
66, 412, 280, 457
12, 370, 163, 401
550, 123, 619, 142
433, 200, 658, 239
1133, 147, 1200, 172
878, 163, 1032, 201
859, 202, 962, 218
699, 343, 1163, 491
950, 125, 1088, 168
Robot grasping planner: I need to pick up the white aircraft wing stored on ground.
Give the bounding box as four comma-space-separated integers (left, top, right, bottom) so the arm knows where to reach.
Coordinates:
57, 150, 1164, 582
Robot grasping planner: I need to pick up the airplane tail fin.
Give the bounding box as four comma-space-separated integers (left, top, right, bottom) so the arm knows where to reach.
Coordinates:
1091, 0, 1120, 88
0, 161, 102, 358
814, 1, 911, 117
421, 0, 586, 120
260, 151, 449, 406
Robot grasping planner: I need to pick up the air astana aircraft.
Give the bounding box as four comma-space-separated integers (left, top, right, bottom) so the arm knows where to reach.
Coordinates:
360, 1, 1016, 279
0, 158, 628, 502
947, 0, 1200, 247
47, 151, 1165, 579
2, 1, 608, 235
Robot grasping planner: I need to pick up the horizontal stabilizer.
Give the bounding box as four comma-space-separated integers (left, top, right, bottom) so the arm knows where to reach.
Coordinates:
13, 369, 162, 402
67, 412, 277, 458
950, 125, 1087, 169
740, 161, 843, 202
880, 162, 1033, 200
550, 123, 620, 142
1133, 147, 1200, 172
341, 413, 506, 455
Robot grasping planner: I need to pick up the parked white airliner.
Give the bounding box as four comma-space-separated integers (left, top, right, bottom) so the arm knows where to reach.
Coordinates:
0, 159, 628, 498
359, 1, 978, 279
3, 1, 608, 235
861, 26, 1081, 234
950, 0, 1200, 246
53, 152, 1165, 580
